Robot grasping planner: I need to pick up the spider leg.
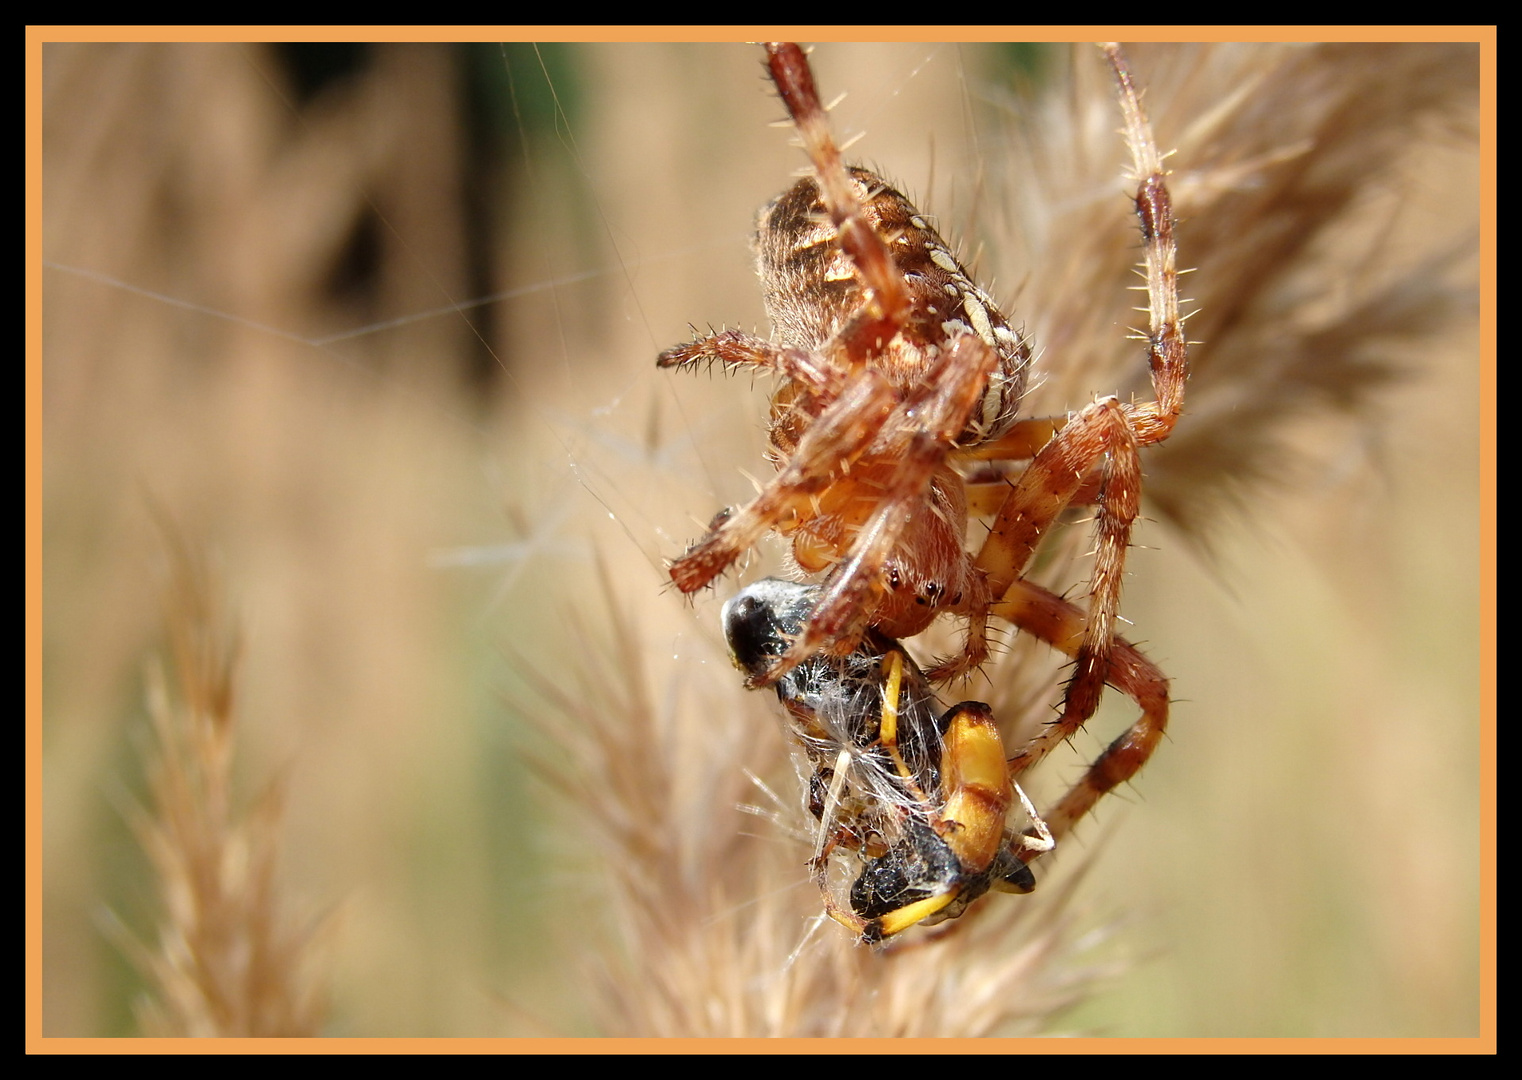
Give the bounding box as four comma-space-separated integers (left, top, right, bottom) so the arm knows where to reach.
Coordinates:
967, 395, 1156, 843
922, 394, 1134, 687
959, 415, 1068, 464
945, 42, 1184, 832
994, 576, 1170, 844
971, 41, 1185, 598
656, 327, 779, 373
763, 43, 911, 364
975, 395, 1137, 604
657, 329, 848, 402
667, 367, 897, 594
922, 604, 994, 685
963, 467, 1105, 519
1102, 42, 1187, 444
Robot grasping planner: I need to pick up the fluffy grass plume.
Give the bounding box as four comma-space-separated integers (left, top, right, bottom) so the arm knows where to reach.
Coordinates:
120, 519, 328, 1037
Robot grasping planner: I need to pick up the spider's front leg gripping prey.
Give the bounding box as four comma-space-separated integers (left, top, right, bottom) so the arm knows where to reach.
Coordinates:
666, 369, 897, 596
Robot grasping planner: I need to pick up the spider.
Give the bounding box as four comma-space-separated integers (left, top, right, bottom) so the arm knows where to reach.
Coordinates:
723, 577, 1053, 943
659, 43, 1181, 839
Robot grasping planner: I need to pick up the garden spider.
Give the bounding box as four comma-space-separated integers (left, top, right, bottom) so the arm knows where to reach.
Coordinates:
660, 42, 1180, 847
724, 578, 1053, 943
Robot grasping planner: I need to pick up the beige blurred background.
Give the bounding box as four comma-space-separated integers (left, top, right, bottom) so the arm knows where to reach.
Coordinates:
39, 41, 1483, 1037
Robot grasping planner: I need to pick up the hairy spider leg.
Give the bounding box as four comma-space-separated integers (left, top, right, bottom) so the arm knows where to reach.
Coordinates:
665, 368, 897, 598
940, 43, 1187, 827
763, 42, 911, 365
995, 577, 1170, 844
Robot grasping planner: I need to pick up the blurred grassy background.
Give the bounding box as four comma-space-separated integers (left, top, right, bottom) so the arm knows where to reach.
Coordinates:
40, 41, 1482, 1037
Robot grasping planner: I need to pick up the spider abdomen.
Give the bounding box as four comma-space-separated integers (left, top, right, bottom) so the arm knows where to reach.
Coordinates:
756, 167, 1030, 445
